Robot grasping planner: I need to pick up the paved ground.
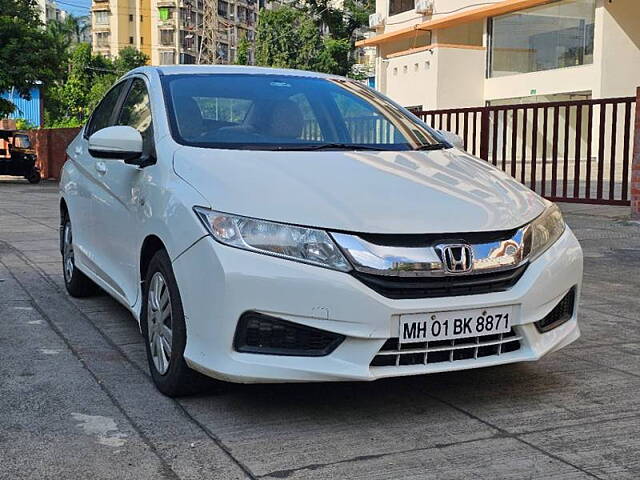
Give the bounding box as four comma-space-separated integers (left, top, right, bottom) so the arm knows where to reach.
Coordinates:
1, 177, 640, 480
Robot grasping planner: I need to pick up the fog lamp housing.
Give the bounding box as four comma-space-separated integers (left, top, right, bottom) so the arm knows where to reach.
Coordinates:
234, 312, 345, 356
535, 287, 576, 333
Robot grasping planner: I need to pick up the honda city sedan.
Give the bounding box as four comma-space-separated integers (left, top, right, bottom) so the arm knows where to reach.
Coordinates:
60, 66, 582, 396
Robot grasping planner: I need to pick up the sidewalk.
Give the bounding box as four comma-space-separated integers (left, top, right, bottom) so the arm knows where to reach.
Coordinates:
1, 178, 640, 479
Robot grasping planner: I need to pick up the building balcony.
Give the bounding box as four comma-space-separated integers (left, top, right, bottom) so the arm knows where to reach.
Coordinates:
93, 0, 108, 3
157, 0, 176, 7
93, 23, 110, 31
158, 19, 176, 29
92, 3, 110, 11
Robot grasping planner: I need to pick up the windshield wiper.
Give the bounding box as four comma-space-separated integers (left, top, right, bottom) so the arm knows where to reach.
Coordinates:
272, 143, 392, 151
414, 143, 449, 151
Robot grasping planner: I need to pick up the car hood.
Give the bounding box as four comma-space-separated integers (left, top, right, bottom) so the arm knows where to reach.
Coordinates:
173, 147, 547, 234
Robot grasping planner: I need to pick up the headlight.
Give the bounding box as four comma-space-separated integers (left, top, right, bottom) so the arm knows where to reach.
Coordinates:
194, 207, 351, 272
526, 204, 566, 261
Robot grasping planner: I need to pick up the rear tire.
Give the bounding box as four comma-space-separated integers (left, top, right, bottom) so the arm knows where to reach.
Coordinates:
27, 170, 41, 184
141, 249, 209, 397
61, 216, 98, 297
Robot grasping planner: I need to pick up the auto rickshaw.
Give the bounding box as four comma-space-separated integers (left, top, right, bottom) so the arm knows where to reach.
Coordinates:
0, 130, 41, 183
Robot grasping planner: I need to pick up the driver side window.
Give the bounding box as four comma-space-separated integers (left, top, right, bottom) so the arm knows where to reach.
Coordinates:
116, 78, 154, 155
86, 82, 126, 137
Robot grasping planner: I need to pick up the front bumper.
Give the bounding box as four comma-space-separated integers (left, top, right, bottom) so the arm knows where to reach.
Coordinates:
172, 228, 582, 383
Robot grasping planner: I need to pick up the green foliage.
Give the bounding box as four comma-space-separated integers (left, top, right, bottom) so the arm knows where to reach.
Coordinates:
255, 2, 373, 76
235, 36, 251, 66
315, 38, 352, 77
115, 47, 150, 72
0, 0, 64, 116
255, 7, 322, 71
43, 44, 149, 127
15, 118, 36, 130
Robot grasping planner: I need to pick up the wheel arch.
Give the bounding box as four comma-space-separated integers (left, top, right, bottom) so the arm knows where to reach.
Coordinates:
140, 234, 168, 285
59, 198, 69, 253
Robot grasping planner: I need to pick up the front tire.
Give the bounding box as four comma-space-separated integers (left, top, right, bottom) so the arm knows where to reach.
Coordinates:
61, 216, 98, 297
141, 250, 207, 397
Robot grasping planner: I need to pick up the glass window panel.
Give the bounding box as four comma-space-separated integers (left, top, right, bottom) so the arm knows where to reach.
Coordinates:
490, 0, 595, 78
389, 0, 413, 16
87, 81, 126, 136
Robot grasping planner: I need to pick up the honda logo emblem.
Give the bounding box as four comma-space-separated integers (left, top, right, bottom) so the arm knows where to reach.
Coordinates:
437, 244, 473, 274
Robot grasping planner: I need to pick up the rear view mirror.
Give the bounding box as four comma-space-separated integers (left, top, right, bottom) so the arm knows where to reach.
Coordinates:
89, 126, 143, 162
438, 130, 465, 151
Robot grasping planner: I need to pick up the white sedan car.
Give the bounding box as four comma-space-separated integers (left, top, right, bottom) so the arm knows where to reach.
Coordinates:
60, 66, 582, 396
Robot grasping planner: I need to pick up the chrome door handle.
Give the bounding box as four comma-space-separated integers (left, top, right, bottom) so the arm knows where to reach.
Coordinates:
95, 161, 107, 175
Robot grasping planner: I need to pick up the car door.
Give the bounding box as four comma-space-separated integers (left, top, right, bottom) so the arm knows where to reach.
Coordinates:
90, 76, 155, 306
67, 81, 128, 275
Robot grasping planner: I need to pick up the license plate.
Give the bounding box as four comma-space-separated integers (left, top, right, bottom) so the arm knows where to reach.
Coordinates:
399, 306, 514, 343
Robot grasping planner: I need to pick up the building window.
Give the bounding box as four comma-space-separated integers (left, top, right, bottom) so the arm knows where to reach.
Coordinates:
389, 0, 413, 17
489, 0, 595, 78
129, 14, 133, 21
140, 15, 143, 22
218, 1, 228, 18
218, 43, 229, 62
160, 51, 175, 65
129, 36, 134, 44
140, 36, 144, 44
96, 32, 109, 47
94, 11, 108, 25
160, 30, 174, 46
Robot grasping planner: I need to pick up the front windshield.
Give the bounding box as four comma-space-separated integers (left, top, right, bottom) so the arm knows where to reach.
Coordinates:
162, 73, 442, 151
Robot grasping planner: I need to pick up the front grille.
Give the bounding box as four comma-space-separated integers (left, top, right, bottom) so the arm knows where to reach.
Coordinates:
353, 264, 527, 300
234, 312, 344, 357
370, 328, 522, 367
535, 288, 576, 333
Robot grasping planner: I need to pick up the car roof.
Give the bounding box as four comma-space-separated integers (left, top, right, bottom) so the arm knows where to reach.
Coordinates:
127, 65, 341, 80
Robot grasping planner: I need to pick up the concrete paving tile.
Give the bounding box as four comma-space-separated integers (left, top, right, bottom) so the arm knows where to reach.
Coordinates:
417, 355, 640, 435
21, 249, 61, 263
574, 307, 640, 347
581, 303, 640, 322
270, 436, 590, 480
522, 416, 640, 479
1, 249, 250, 480
179, 377, 499, 477
562, 342, 640, 377
9, 238, 61, 251
84, 309, 142, 346
120, 342, 149, 371
0, 290, 173, 480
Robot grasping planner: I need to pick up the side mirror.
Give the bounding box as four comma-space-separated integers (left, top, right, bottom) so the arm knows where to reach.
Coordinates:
88, 126, 143, 163
438, 130, 465, 150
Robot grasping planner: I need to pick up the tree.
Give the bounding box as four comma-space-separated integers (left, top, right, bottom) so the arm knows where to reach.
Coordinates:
114, 46, 149, 72
43, 44, 149, 127
255, 6, 323, 71
63, 14, 89, 44
254, 2, 373, 76
0, 0, 64, 116
315, 38, 351, 77
235, 36, 250, 66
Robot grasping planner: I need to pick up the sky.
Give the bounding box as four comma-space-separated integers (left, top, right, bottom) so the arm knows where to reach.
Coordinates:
56, 0, 92, 18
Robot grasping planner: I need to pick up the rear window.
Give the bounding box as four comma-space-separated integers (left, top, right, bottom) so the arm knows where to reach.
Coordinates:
162, 73, 440, 151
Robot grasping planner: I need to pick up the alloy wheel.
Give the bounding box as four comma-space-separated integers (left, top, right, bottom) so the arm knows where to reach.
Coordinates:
147, 272, 173, 375
63, 222, 74, 282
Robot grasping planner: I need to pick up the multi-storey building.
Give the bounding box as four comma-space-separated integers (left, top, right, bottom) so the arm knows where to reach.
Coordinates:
358, 0, 640, 110
36, 0, 68, 24
91, 0, 259, 65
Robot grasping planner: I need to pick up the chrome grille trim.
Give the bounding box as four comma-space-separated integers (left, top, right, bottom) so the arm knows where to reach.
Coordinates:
331, 226, 530, 278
